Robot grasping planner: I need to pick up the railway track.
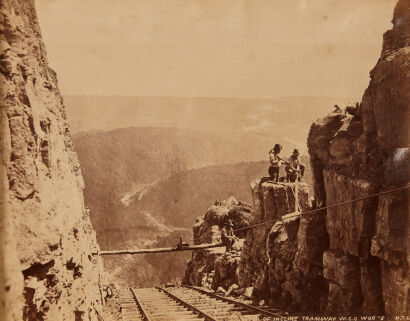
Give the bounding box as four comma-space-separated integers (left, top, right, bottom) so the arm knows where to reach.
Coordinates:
119, 286, 289, 321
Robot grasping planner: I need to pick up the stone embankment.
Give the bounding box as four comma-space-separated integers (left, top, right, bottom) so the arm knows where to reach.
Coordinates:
1, 1, 104, 320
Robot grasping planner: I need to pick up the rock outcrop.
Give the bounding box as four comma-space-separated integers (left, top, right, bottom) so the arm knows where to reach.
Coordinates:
0, 1, 104, 320
238, 180, 329, 313
308, 0, 409, 316
183, 197, 251, 291
184, 181, 326, 314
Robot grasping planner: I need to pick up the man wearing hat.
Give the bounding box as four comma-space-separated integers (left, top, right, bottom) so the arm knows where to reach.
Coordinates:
268, 144, 285, 182
221, 219, 238, 252
285, 149, 305, 182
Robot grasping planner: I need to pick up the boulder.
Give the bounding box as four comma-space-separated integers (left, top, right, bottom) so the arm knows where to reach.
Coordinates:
244, 287, 254, 299
183, 197, 250, 290
226, 284, 239, 296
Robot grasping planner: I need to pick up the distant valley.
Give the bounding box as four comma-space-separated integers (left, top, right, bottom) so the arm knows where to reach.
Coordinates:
73, 128, 311, 287
72, 126, 274, 245
67, 96, 329, 287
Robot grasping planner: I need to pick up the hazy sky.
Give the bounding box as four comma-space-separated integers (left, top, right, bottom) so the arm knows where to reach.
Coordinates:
35, 0, 396, 99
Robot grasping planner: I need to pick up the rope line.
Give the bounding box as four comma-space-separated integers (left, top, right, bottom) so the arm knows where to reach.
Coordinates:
190, 184, 410, 242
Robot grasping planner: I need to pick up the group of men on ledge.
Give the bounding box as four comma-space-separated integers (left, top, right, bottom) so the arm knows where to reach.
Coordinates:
219, 146, 307, 253
268, 144, 305, 183
217, 145, 306, 252
177, 144, 306, 253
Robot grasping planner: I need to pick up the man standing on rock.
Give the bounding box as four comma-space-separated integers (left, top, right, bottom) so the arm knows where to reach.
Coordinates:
221, 220, 239, 252
285, 149, 305, 182
268, 144, 285, 182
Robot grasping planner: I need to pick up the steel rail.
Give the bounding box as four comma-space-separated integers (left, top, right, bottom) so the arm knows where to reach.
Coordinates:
156, 286, 217, 321
130, 288, 152, 321
184, 285, 288, 318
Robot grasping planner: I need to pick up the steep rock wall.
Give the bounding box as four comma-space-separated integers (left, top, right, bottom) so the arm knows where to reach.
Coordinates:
238, 180, 329, 313
308, 0, 409, 316
183, 197, 251, 290
183, 181, 327, 314
0, 1, 103, 320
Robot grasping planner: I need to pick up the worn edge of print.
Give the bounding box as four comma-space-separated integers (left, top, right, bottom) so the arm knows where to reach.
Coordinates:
0, 0, 409, 321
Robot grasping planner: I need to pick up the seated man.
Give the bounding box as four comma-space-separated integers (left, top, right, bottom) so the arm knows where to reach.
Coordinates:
221, 220, 239, 252
285, 149, 305, 182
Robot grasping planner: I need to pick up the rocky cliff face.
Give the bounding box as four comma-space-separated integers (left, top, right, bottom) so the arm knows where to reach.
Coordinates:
184, 1, 409, 317
184, 182, 325, 314
183, 197, 251, 291
0, 1, 103, 320
308, 0, 409, 316
238, 180, 329, 313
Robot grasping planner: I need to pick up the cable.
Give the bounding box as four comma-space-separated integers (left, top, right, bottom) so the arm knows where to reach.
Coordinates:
94, 184, 409, 255
191, 183, 410, 241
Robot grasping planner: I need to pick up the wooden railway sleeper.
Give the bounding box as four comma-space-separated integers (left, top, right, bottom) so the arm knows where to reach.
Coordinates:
156, 287, 218, 321
184, 286, 288, 318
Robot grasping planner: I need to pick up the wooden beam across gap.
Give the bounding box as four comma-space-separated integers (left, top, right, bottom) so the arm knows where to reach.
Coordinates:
92, 243, 225, 256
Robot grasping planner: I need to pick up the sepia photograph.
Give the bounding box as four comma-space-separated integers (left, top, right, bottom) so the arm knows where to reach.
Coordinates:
0, 0, 409, 320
